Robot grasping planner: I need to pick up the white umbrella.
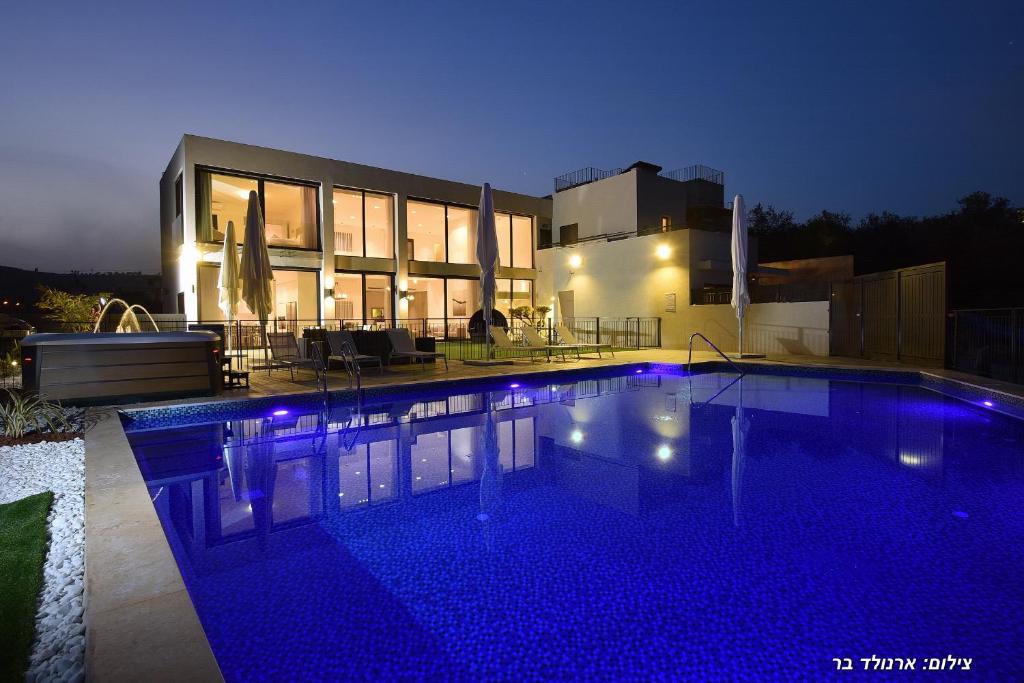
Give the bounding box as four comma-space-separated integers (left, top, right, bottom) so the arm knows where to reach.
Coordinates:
476, 183, 500, 361
239, 191, 274, 367
731, 194, 751, 356
218, 220, 241, 354
218, 220, 241, 321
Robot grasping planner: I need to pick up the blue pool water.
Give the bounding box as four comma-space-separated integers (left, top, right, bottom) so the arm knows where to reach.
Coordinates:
123, 369, 1024, 681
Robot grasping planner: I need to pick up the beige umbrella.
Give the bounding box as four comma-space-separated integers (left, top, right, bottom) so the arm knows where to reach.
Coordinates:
239, 191, 274, 368
218, 220, 241, 320
218, 220, 241, 353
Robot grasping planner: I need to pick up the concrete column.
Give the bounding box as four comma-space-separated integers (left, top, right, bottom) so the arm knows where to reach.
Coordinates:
395, 192, 409, 320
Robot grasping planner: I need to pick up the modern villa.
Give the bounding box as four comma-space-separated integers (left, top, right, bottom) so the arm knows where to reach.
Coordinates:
160, 135, 755, 348
160, 135, 550, 337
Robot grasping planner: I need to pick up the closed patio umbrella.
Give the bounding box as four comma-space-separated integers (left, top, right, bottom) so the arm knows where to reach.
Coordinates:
466, 183, 509, 365
731, 194, 751, 356
239, 190, 274, 368
218, 220, 241, 352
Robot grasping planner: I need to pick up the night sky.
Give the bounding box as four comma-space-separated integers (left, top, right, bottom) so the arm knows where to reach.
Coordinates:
1, 0, 1020, 272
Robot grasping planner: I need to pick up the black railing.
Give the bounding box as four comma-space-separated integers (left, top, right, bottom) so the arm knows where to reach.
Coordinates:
660, 164, 725, 185
951, 308, 1024, 384
691, 281, 830, 306
30, 315, 663, 371
554, 166, 625, 192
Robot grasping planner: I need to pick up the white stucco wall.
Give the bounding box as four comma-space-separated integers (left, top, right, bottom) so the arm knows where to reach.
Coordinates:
552, 170, 638, 241
536, 230, 829, 354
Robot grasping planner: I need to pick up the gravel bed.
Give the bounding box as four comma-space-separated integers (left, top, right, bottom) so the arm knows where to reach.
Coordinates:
0, 438, 86, 683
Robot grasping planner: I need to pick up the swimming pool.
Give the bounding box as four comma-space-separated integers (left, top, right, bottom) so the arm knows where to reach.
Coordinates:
123, 368, 1024, 680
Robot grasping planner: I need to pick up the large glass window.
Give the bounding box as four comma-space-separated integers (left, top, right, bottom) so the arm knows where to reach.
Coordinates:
330, 273, 393, 326
364, 193, 393, 258
446, 278, 480, 322
332, 273, 363, 322
333, 189, 363, 256
407, 201, 446, 262
198, 266, 319, 327
495, 212, 512, 267
446, 206, 478, 264
493, 211, 533, 268
512, 215, 534, 268
497, 279, 533, 318
197, 169, 319, 250
264, 181, 318, 249
407, 277, 446, 336
333, 188, 394, 258
407, 200, 534, 268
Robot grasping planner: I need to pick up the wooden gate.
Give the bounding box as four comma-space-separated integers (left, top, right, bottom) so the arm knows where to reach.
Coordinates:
829, 262, 946, 365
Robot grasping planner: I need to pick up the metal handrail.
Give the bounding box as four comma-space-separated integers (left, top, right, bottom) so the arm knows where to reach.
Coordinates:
687, 332, 744, 375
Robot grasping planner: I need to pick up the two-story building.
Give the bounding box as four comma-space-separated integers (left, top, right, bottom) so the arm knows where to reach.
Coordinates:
160, 135, 551, 336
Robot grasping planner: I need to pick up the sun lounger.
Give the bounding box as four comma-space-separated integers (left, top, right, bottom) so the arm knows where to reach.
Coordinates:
266, 332, 315, 380
556, 323, 615, 358
326, 330, 383, 375
490, 327, 551, 362
521, 326, 581, 362
385, 328, 448, 370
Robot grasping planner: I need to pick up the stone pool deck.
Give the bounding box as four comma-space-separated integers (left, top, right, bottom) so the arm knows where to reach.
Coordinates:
82, 350, 1024, 681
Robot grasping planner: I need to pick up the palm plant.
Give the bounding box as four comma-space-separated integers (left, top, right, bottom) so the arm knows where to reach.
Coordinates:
0, 389, 71, 439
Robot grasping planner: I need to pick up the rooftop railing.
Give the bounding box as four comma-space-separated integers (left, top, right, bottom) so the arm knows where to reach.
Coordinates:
554, 163, 725, 192
660, 164, 725, 185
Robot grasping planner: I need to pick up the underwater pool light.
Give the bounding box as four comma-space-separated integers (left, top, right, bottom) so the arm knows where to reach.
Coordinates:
510, 383, 520, 389
635, 369, 643, 374
570, 429, 583, 444
656, 445, 672, 461
983, 400, 994, 408
272, 409, 289, 416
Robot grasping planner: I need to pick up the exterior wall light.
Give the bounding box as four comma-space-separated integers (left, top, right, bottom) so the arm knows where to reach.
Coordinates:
324, 287, 335, 299
399, 290, 410, 300
656, 244, 671, 260
568, 253, 583, 272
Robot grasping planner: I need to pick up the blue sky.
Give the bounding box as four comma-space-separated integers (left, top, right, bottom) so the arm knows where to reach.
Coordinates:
0, 0, 1020, 271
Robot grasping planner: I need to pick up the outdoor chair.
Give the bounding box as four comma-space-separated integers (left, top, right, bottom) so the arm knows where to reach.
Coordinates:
522, 326, 581, 362
490, 327, 550, 363
266, 332, 316, 380
385, 328, 448, 370
556, 323, 614, 358
325, 330, 384, 375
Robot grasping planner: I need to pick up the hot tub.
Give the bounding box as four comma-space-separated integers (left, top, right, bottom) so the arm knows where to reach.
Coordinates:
20, 332, 223, 404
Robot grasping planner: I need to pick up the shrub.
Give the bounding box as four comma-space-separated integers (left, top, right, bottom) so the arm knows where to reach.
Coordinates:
0, 389, 71, 439
35, 286, 111, 332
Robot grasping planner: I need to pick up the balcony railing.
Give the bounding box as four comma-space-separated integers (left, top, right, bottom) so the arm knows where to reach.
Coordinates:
554, 163, 725, 192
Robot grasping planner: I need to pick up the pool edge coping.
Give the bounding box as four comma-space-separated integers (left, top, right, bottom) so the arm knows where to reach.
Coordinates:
85, 357, 1024, 681
84, 410, 224, 683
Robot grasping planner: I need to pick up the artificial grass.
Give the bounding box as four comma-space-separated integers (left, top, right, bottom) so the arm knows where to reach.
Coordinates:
0, 491, 53, 683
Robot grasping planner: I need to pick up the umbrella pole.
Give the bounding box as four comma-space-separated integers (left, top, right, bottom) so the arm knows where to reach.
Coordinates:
738, 314, 744, 357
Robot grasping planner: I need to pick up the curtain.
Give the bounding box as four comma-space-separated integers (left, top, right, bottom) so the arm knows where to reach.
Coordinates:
197, 171, 213, 241
301, 186, 317, 248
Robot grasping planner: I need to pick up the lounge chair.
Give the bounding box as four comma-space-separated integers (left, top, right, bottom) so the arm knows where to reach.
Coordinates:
385, 328, 448, 370
266, 332, 315, 380
490, 327, 550, 363
325, 330, 383, 375
522, 326, 581, 362
556, 323, 615, 358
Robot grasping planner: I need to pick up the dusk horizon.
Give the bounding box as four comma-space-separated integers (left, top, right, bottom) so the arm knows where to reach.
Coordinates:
2, 0, 1021, 272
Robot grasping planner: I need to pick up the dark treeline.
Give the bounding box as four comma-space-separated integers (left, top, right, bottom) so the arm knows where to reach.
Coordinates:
749, 192, 1024, 309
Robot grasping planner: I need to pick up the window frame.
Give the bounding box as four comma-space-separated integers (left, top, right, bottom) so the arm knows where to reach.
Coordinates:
330, 271, 395, 326
407, 197, 534, 268
333, 186, 395, 259
195, 165, 322, 252
195, 262, 322, 322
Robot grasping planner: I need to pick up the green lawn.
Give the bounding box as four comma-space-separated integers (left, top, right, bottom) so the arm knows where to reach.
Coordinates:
0, 491, 53, 683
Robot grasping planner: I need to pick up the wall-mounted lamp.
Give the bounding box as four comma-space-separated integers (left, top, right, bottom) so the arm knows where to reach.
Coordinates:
656, 244, 672, 260
324, 287, 335, 299
399, 290, 410, 300
567, 253, 583, 272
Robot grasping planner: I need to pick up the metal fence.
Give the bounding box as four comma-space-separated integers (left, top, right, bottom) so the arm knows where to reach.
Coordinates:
951, 308, 1024, 384
31, 315, 662, 370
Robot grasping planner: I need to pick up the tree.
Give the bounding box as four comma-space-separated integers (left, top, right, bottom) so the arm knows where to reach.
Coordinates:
35, 286, 111, 332
747, 203, 796, 235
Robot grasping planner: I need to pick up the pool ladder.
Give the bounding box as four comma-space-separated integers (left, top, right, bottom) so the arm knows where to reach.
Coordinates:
686, 332, 744, 375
